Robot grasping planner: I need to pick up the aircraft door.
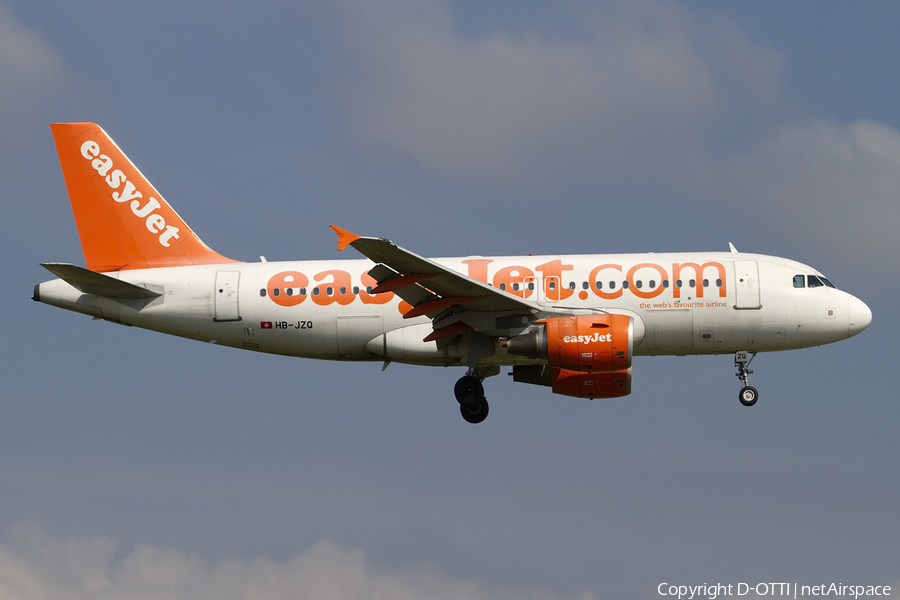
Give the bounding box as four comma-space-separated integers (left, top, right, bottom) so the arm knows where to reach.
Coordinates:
544, 276, 561, 303
733, 260, 761, 309
527, 275, 560, 305
214, 270, 241, 321
522, 276, 540, 304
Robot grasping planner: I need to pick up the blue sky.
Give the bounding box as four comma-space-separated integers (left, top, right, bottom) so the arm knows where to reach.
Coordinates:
1, 1, 898, 598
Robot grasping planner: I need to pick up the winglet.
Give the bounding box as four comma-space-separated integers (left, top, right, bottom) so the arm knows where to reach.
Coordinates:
728, 242, 739, 253
330, 225, 362, 251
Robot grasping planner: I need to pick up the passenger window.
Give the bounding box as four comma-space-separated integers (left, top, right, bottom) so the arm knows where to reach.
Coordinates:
622, 281, 629, 289
300, 288, 307, 296
675, 280, 682, 288
340, 286, 347, 295
366, 286, 373, 294
273, 288, 280, 297
702, 279, 709, 287
568, 281, 576, 290
582, 281, 589, 290
352, 286, 359, 294
716, 279, 722, 287
528, 282, 535, 291
609, 281, 616, 289
663, 280, 669, 288
649, 280, 656, 289
259, 289, 266, 297
807, 275, 824, 288
793, 275, 805, 288
499, 283, 507, 291
595, 281, 602, 290
512, 283, 520, 291
286, 288, 293, 296
549, 281, 556, 290
635, 280, 643, 289
689, 279, 696, 288
313, 288, 320, 296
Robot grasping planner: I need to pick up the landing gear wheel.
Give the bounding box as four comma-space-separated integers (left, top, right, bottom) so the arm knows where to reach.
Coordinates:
454, 375, 484, 405
460, 399, 489, 424
739, 386, 759, 407
455, 374, 489, 423
734, 351, 759, 407
454, 369, 497, 423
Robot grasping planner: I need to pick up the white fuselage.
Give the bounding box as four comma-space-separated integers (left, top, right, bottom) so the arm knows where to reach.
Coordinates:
36, 251, 872, 366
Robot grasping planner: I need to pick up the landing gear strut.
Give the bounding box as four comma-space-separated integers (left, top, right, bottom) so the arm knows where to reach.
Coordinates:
734, 351, 759, 407
454, 367, 497, 424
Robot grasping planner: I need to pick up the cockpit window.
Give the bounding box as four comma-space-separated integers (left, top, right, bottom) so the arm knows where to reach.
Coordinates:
795, 273, 837, 289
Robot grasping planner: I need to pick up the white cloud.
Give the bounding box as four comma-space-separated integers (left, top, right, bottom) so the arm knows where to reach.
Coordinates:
0, 3, 62, 92
0, 524, 597, 600
336, 0, 783, 188
711, 118, 900, 277
334, 0, 899, 275
0, 1, 85, 189
0, 2, 64, 124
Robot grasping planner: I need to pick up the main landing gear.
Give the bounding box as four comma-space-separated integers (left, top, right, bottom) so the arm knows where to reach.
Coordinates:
734, 350, 759, 407
454, 367, 497, 424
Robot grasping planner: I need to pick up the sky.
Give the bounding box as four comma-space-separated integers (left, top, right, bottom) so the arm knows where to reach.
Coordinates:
1, 1, 899, 598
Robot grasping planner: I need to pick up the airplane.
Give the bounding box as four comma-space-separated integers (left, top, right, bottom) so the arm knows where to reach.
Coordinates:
34, 122, 873, 423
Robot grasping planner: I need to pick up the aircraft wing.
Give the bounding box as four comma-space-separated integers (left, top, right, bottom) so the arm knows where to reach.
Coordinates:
331, 226, 543, 336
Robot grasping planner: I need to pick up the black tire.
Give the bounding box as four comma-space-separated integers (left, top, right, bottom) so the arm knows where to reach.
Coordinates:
460, 399, 489, 424
454, 375, 484, 404
739, 386, 759, 407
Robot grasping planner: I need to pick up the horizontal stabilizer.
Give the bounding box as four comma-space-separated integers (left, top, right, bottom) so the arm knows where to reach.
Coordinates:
41, 263, 162, 299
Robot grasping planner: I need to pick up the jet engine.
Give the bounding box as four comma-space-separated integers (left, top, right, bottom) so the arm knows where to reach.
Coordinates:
511, 364, 631, 399
507, 314, 634, 399
506, 314, 633, 372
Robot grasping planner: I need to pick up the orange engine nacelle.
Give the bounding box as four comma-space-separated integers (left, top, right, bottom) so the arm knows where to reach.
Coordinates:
551, 367, 631, 399
507, 314, 633, 372
511, 365, 632, 399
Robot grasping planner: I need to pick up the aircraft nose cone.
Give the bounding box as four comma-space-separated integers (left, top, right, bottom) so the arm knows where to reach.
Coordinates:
848, 296, 872, 338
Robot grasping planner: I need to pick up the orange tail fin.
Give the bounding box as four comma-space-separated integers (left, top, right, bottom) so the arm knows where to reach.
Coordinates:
50, 122, 238, 271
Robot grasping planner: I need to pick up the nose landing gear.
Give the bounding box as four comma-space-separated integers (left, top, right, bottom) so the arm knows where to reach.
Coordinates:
734, 351, 759, 407
454, 367, 497, 423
